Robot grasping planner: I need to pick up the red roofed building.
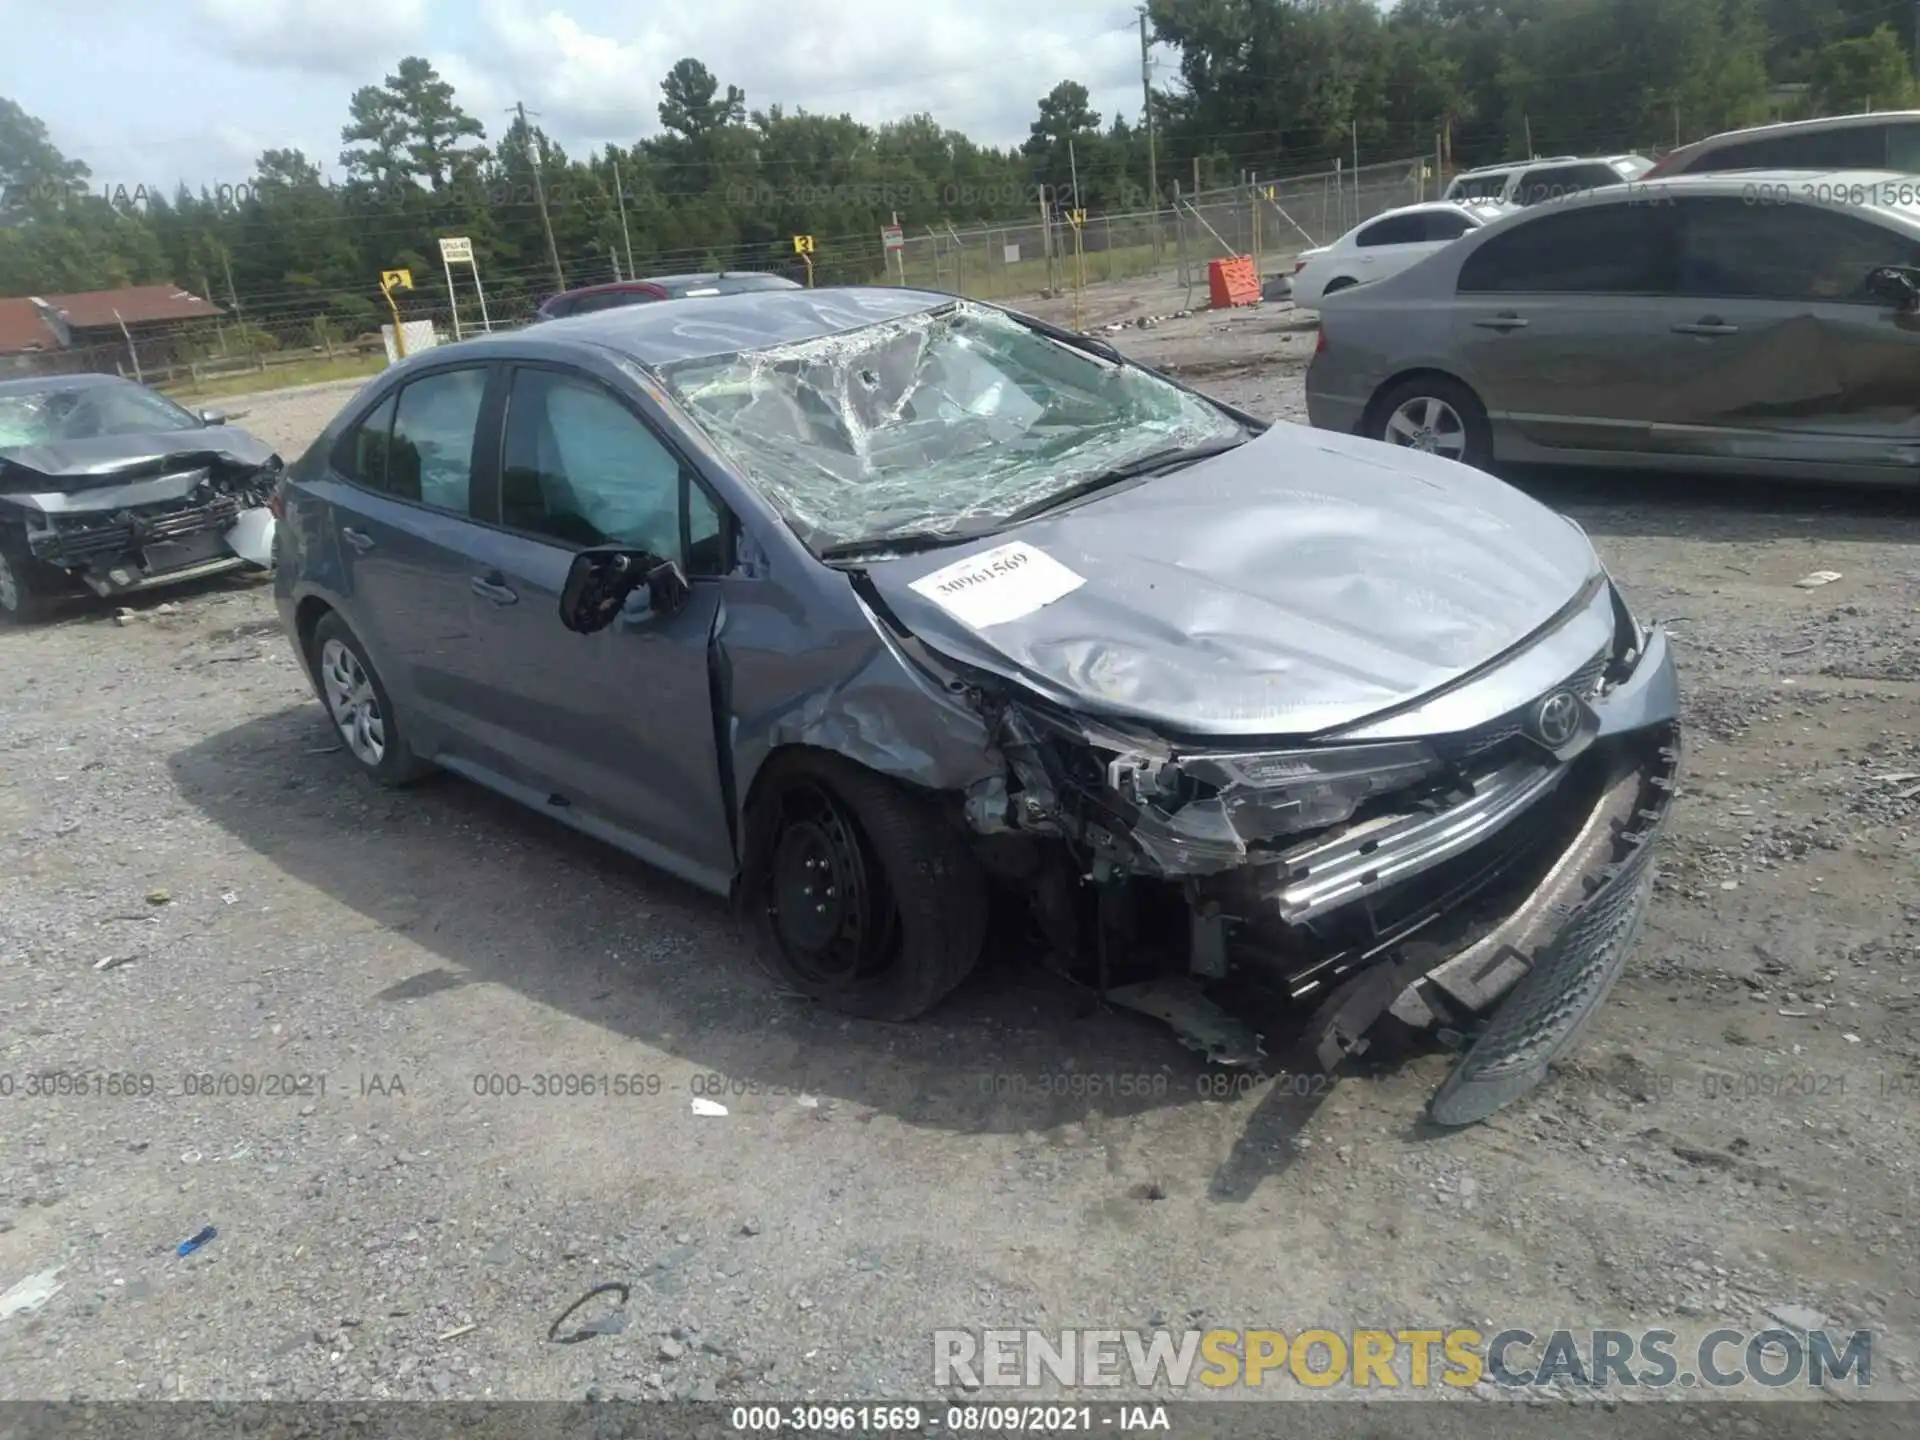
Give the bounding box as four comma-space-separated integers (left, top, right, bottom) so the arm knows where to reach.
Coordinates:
0, 283, 226, 375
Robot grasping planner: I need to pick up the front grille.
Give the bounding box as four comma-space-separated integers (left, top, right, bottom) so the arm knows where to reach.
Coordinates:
1432, 642, 1611, 762
33, 495, 241, 563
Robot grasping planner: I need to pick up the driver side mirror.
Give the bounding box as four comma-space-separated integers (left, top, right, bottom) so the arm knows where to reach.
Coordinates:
558, 546, 691, 634
1865, 265, 1920, 312
199, 408, 227, 426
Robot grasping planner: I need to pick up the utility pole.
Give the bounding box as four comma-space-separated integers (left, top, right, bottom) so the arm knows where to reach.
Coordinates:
611, 152, 636, 279
1068, 137, 1081, 211
1139, 6, 1158, 212
218, 243, 242, 321
515, 101, 565, 292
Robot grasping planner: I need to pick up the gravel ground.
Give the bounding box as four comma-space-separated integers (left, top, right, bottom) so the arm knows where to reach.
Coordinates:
2, 279, 1918, 1413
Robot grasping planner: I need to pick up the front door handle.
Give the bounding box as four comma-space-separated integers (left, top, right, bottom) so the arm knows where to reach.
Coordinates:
470, 574, 518, 606
340, 527, 375, 553
1473, 312, 1528, 330
1672, 317, 1739, 335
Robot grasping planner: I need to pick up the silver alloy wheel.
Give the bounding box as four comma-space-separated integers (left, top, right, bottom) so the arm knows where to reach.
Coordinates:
0, 552, 18, 613
1384, 395, 1468, 459
319, 636, 386, 767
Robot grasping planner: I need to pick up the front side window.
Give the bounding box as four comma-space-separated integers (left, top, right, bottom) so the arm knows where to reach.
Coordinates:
1458, 203, 1673, 293
501, 368, 723, 571
1423, 211, 1473, 241
661, 301, 1245, 551
1675, 197, 1920, 301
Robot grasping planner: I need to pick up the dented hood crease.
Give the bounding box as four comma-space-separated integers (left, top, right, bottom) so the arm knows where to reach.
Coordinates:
862, 422, 1601, 738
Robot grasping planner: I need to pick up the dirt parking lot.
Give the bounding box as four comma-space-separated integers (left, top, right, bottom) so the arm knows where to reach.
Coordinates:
2, 276, 1917, 1417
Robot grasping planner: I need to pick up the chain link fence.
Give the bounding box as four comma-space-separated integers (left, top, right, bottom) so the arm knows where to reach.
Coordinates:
888, 156, 1432, 302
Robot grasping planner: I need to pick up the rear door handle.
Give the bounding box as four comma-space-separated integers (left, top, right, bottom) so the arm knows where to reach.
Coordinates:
1672, 318, 1739, 335
340, 527, 375, 553
1473, 313, 1528, 330
470, 574, 518, 606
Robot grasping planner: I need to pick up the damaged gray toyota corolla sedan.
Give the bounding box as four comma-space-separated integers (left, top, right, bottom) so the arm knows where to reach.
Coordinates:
0, 374, 281, 621
274, 286, 1678, 1125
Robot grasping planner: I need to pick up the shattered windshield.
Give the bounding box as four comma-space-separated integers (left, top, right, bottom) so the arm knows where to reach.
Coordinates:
659, 301, 1244, 549
0, 382, 202, 448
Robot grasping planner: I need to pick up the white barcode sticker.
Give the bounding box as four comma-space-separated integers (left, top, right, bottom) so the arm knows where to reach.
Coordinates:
908, 541, 1085, 628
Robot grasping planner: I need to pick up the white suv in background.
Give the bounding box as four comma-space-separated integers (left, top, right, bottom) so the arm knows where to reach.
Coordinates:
1444, 153, 1650, 206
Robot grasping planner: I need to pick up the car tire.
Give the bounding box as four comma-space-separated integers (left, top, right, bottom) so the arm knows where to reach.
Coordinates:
1367, 374, 1493, 470
1321, 276, 1358, 295
0, 531, 57, 625
746, 751, 988, 1022
308, 612, 432, 786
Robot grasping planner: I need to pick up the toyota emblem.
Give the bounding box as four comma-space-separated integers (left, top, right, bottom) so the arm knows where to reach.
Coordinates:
1533, 689, 1581, 748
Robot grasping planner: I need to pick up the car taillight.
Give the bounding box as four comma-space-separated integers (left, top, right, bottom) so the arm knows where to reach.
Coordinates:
1314, 328, 1326, 355
1294, 258, 1309, 273
1643, 156, 1674, 178
267, 486, 284, 520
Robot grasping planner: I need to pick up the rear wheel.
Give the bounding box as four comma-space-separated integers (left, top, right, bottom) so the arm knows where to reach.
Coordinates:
1321, 275, 1358, 296
746, 752, 987, 1021
1367, 374, 1493, 469
308, 612, 431, 785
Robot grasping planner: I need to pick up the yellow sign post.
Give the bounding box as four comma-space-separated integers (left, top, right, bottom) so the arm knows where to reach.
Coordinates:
792, 235, 815, 287
1066, 210, 1088, 331
379, 268, 414, 358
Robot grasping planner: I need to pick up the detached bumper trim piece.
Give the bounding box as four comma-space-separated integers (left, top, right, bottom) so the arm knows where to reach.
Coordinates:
1423, 723, 1679, 1126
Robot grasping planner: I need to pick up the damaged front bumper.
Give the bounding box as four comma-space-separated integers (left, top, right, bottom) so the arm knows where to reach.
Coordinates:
961, 578, 1680, 1123
9, 467, 278, 598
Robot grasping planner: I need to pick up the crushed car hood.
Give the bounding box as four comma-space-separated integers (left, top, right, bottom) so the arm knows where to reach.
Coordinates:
0, 426, 277, 496
865, 422, 1602, 738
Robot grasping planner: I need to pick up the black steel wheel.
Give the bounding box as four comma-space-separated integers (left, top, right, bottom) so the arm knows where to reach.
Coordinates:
765, 778, 896, 989
746, 752, 987, 1020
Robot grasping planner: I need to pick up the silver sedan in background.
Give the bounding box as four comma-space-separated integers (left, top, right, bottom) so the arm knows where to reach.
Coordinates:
1304, 168, 1920, 482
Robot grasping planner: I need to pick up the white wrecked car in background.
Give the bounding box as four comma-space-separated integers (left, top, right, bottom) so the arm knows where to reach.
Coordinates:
0, 373, 280, 623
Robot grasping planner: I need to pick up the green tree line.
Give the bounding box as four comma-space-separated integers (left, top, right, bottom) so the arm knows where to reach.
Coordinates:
1, 0, 1913, 338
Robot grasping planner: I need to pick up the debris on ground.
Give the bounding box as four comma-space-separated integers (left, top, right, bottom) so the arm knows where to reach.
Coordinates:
0, 1268, 64, 1322
1794, 571, 1843, 588
175, 1226, 217, 1256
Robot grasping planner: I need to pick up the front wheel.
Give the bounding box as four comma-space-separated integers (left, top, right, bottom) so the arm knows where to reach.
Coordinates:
0, 534, 59, 624
1367, 375, 1493, 470
745, 753, 987, 1021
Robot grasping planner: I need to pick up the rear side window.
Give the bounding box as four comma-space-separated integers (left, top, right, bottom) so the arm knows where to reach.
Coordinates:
1458, 203, 1673, 293
356, 367, 488, 514
1355, 213, 1427, 246
1689, 125, 1887, 173
336, 394, 397, 490
1675, 196, 1920, 301
1449, 172, 1512, 201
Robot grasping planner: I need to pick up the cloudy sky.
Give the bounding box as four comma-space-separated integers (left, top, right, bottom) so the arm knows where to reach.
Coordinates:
4, 0, 1156, 196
